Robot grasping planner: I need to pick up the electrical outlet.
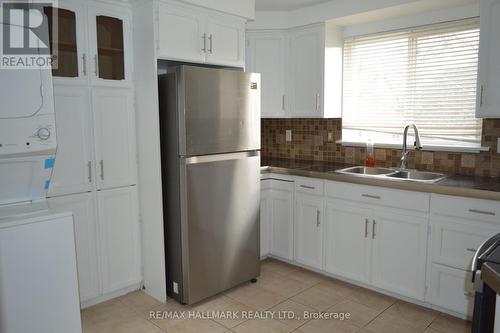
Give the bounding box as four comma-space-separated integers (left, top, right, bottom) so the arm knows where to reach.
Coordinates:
286, 130, 292, 142
327, 132, 334, 142
497, 138, 500, 154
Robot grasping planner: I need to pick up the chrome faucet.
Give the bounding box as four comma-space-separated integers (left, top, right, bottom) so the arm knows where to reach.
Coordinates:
400, 123, 423, 170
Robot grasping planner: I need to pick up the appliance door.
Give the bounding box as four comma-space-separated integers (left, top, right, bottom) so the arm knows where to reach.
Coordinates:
179, 66, 261, 156
180, 151, 260, 304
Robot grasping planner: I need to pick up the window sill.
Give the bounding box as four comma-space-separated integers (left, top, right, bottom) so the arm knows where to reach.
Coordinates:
337, 140, 490, 154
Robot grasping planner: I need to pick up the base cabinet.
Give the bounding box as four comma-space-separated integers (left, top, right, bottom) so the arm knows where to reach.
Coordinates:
48, 192, 100, 303
294, 193, 324, 269
270, 183, 294, 261
97, 186, 141, 293
260, 181, 271, 257
324, 200, 371, 284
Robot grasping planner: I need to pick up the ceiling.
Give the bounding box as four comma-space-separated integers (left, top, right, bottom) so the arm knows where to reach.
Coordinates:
255, 0, 332, 11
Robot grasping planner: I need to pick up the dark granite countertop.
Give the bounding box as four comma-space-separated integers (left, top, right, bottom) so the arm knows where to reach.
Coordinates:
261, 157, 500, 201
482, 262, 500, 295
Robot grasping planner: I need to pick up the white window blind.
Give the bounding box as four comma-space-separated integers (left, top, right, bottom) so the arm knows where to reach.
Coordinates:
342, 20, 482, 150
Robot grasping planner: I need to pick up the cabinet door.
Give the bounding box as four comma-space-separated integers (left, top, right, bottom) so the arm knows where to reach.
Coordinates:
289, 25, 324, 117
87, 5, 132, 86
477, 0, 500, 118
157, 2, 206, 63
205, 13, 245, 67
270, 187, 294, 261
48, 85, 93, 197
371, 209, 428, 300
97, 186, 141, 293
43, 1, 88, 84
295, 193, 323, 269
324, 200, 371, 284
246, 32, 287, 117
260, 187, 271, 258
48, 192, 100, 303
92, 87, 137, 190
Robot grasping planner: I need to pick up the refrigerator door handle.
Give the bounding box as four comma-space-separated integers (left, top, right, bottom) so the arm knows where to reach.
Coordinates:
184, 151, 260, 165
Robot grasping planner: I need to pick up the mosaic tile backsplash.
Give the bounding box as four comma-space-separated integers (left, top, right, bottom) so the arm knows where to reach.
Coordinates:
262, 118, 500, 178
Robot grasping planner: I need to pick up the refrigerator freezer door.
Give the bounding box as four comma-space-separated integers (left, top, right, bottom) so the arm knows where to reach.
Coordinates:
180, 151, 260, 304
179, 66, 261, 156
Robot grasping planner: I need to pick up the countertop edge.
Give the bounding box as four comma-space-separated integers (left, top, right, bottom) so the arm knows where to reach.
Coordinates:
261, 166, 500, 202
482, 263, 500, 295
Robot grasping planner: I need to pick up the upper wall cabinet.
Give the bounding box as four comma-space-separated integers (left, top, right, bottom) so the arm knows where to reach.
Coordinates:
87, 5, 132, 87
43, 1, 87, 85
289, 25, 325, 118
246, 24, 342, 118
476, 0, 500, 118
246, 31, 287, 118
157, 1, 245, 68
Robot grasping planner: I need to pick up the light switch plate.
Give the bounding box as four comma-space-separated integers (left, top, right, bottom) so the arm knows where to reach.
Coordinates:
328, 132, 334, 142
286, 130, 292, 142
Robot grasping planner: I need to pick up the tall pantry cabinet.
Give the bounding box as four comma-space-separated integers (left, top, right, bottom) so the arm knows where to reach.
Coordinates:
44, 0, 140, 307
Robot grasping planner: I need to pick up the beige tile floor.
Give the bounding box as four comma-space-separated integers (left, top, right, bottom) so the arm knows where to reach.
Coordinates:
82, 259, 472, 333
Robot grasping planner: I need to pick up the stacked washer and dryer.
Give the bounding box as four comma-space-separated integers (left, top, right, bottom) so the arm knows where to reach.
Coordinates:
0, 21, 82, 333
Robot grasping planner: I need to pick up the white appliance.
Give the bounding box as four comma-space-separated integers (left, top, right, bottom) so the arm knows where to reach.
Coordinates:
0, 19, 82, 333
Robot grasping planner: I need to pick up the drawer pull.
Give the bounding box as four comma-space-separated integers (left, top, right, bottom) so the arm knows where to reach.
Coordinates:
362, 194, 381, 200
467, 248, 478, 253
372, 220, 376, 239
300, 185, 315, 190
365, 218, 369, 238
469, 209, 495, 216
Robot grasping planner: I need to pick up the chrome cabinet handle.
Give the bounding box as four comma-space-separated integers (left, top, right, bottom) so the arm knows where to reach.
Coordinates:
300, 185, 315, 190
282, 95, 285, 110
202, 33, 207, 52
316, 94, 320, 111
362, 194, 381, 200
87, 161, 92, 183
100, 160, 104, 180
467, 248, 478, 252
464, 291, 474, 297
94, 54, 98, 76
316, 210, 320, 227
365, 218, 369, 238
82, 54, 87, 76
208, 34, 213, 54
372, 220, 376, 239
469, 209, 495, 216
480, 85, 484, 107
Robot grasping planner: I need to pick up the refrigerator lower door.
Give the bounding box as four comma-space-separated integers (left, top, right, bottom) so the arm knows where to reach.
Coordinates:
180, 151, 260, 304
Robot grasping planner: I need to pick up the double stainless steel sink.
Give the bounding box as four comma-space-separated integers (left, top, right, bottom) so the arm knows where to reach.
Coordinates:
336, 166, 447, 183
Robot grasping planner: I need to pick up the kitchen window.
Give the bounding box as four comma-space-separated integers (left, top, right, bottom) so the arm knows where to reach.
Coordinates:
341, 20, 485, 152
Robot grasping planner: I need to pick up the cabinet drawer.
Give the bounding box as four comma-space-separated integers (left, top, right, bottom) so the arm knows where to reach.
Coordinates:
431, 216, 500, 270
428, 263, 474, 317
325, 181, 430, 212
295, 177, 324, 196
431, 194, 500, 224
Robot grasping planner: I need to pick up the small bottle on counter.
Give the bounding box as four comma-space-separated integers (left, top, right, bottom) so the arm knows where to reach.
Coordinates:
366, 139, 375, 167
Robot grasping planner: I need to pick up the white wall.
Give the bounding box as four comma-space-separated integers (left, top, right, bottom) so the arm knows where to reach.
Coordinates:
180, 0, 255, 19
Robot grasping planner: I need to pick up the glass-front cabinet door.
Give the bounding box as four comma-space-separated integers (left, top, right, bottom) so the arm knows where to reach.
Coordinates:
43, 2, 87, 84
87, 6, 131, 86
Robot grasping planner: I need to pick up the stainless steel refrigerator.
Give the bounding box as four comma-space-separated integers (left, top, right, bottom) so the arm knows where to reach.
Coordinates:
158, 66, 261, 305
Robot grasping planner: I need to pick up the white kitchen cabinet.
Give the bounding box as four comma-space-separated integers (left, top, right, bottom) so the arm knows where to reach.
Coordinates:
98, 186, 141, 293
92, 87, 137, 190
476, 0, 500, 118
289, 24, 325, 118
246, 31, 287, 118
294, 193, 323, 270
49, 86, 94, 197
157, 1, 205, 63
157, 1, 245, 67
87, 4, 132, 87
205, 13, 245, 67
269, 180, 295, 261
324, 199, 372, 284
43, 0, 88, 85
48, 192, 100, 303
370, 209, 428, 300
260, 179, 271, 258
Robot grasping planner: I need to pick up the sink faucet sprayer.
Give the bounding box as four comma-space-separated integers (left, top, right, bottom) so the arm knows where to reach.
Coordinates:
400, 123, 423, 170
